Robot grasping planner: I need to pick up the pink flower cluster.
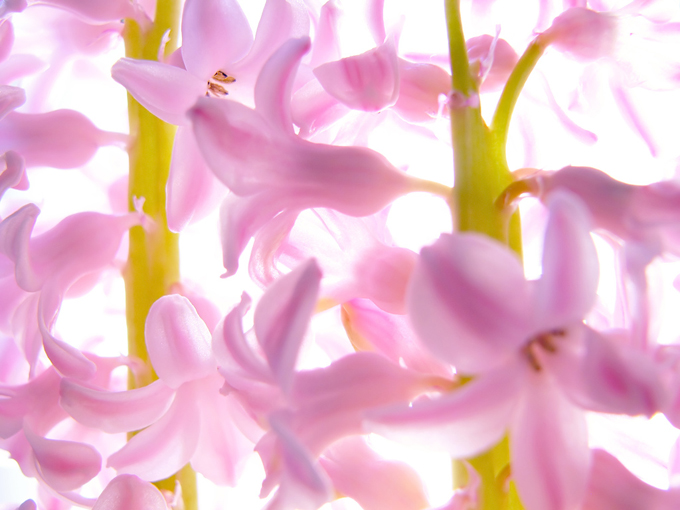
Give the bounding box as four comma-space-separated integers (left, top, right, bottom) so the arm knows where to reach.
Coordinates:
2, 1, 680, 510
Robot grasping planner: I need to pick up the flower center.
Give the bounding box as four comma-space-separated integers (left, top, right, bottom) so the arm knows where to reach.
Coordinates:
522, 328, 566, 371
206, 70, 236, 97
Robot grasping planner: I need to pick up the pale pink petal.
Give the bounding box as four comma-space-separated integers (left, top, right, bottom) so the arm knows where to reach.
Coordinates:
145, 295, 215, 389
181, 0, 253, 79
254, 259, 321, 393
0, 54, 45, 85
59, 379, 176, 434
166, 126, 226, 232
320, 436, 428, 510
0, 19, 13, 64
393, 59, 450, 123
366, 0, 386, 45
212, 293, 273, 384
341, 299, 453, 378
16, 500, 36, 510
610, 75, 659, 157
534, 191, 598, 330
408, 233, 532, 374
111, 58, 205, 126
290, 78, 350, 137
24, 425, 101, 492
232, 0, 310, 79
365, 363, 524, 459
219, 192, 292, 277
0, 110, 127, 169
38, 284, 97, 380
540, 7, 618, 61
0, 150, 25, 202
0, 0, 25, 17
582, 449, 680, 510
510, 374, 590, 510
466, 35, 518, 93
578, 329, 665, 416
107, 385, 200, 481
92, 475, 170, 510
254, 37, 310, 135
190, 377, 254, 485
309, 0, 341, 67
0, 85, 24, 119
265, 413, 332, 510
32, 0, 138, 23
353, 245, 416, 314
314, 37, 400, 112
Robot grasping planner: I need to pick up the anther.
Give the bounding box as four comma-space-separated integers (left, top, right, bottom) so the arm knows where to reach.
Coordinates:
206, 81, 228, 97
212, 70, 236, 83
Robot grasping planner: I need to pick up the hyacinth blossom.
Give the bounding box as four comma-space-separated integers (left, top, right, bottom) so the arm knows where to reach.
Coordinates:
3, 1, 680, 510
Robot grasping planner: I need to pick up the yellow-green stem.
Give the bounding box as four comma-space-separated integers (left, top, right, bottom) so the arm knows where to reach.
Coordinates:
123, 2, 196, 509
445, 1, 529, 509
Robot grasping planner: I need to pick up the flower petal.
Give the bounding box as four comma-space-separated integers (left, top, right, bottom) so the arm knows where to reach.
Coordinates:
25, 425, 101, 492
314, 37, 400, 112
510, 374, 590, 510
111, 58, 205, 126
408, 233, 532, 374
181, 0, 253, 79
92, 475, 170, 510
254, 37, 310, 135
59, 379, 176, 434
0, 85, 24, 119
365, 363, 524, 458
107, 385, 200, 482
535, 190, 599, 330
254, 259, 321, 393
145, 295, 215, 389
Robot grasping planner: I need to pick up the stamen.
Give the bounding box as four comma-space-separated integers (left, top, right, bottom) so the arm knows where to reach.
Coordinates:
206, 81, 228, 97
212, 70, 236, 83
523, 328, 568, 371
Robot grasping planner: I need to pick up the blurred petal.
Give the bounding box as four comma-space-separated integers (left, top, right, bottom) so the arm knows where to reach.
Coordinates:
0, 110, 127, 169
582, 449, 680, 510
111, 58, 205, 126
24, 425, 101, 492
0, 84, 24, 119
0, 150, 25, 203
145, 295, 215, 389
254, 259, 321, 393
393, 60, 450, 122
59, 379, 176, 434
92, 475, 169, 510
314, 37, 400, 112
534, 191, 598, 330
166, 126, 226, 232
181, 0, 252, 79
408, 233, 531, 374
510, 374, 590, 510
365, 364, 524, 458
321, 436, 428, 510
34, 0, 138, 23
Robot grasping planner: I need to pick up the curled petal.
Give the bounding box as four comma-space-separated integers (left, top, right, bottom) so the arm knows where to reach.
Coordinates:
510, 374, 590, 510
534, 190, 598, 330
266, 413, 332, 510
0, 150, 25, 202
112, 58, 205, 126
582, 449, 680, 510
60, 379, 176, 434
0, 110, 127, 169
365, 364, 524, 458
181, 0, 253, 79
0, 85, 24, 119
321, 437, 428, 510
314, 37, 400, 112
25, 426, 101, 492
107, 385, 200, 481
145, 295, 215, 389
254, 259, 321, 393
393, 60, 450, 123
92, 474, 170, 510
33, 0, 139, 23
254, 37, 310, 135
16, 500, 36, 510
408, 233, 531, 373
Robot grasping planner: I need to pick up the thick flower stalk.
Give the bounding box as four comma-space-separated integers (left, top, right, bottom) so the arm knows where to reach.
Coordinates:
2, 1, 680, 510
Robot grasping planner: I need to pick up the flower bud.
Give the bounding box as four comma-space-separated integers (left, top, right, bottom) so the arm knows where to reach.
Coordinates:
541, 7, 617, 61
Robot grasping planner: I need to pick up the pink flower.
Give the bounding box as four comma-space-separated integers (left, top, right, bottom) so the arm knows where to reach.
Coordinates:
112, 0, 309, 232
91, 474, 170, 510
366, 191, 665, 510
189, 37, 445, 276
